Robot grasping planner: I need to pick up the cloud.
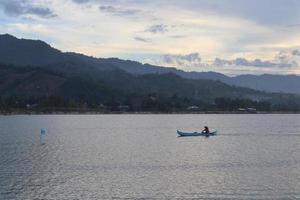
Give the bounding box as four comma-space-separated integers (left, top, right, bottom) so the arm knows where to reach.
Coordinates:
0, 0, 56, 18
70, 0, 141, 17
171, 35, 186, 38
169, 0, 300, 26
275, 49, 300, 66
134, 37, 151, 43
72, 0, 91, 4
213, 57, 298, 68
146, 24, 168, 34
99, 5, 140, 16
155, 51, 299, 71
292, 50, 300, 56
162, 53, 203, 67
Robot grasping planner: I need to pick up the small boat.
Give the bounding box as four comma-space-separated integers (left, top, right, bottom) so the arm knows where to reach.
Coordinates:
177, 130, 217, 137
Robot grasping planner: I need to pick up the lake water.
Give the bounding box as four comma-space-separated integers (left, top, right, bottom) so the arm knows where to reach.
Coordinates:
0, 114, 299, 200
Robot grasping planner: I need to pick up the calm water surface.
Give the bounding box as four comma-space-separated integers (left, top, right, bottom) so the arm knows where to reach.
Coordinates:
0, 114, 300, 200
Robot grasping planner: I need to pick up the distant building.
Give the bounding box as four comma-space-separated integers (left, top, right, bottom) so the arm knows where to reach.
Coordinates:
237, 107, 257, 113
187, 105, 199, 111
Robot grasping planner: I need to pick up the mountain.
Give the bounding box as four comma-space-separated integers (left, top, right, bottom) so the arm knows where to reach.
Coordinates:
0, 34, 116, 71
226, 74, 300, 94
1, 34, 299, 94
0, 63, 268, 102
2, 62, 300, 112
0, 34, 68, 66
0, 33, 299, 112
98, 59, 300, 94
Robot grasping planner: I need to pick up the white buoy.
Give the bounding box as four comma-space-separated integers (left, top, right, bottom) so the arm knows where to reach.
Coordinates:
40, 129, 47, 144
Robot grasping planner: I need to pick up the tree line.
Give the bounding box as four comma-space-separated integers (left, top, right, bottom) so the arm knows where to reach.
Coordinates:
0, 95, 298, 113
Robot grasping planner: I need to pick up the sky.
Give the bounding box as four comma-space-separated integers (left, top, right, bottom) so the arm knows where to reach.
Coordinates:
1, 0, 300, 75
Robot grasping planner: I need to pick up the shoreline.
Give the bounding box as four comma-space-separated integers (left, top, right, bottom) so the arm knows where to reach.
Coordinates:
1, 111, 300, 115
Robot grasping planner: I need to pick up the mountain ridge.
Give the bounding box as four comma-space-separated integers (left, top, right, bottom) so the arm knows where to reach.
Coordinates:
0, 33, 299, 94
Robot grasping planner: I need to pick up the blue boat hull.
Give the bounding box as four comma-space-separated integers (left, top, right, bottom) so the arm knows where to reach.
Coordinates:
177, 130, 217, 137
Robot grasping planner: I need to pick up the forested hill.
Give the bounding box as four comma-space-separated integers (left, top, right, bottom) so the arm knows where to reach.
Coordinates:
1, 34, 300, 112
1, 34, 300, 94
0, 63, 300, 112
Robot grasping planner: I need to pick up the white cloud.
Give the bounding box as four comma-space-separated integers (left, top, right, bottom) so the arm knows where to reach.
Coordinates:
213, 57, 298, 68
146, 24, 168, 34
98, 5, 140, 17
0, 0, 56, 18
134, 37, 151, 43
162, 53, 203, 68
149, 50, 300, 75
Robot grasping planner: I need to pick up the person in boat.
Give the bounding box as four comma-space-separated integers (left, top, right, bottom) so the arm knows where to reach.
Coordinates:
203, 126, 210, 134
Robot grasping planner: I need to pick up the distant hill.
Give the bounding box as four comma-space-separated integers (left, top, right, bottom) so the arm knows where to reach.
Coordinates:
0, 63, 272, 103
0, 34, 68, 66
0, 33, 299, 96
1, 62, 300, 112
224, 74, 300, 94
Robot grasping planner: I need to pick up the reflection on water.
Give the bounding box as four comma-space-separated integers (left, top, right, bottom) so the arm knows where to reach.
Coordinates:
0, 114, 300, 199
